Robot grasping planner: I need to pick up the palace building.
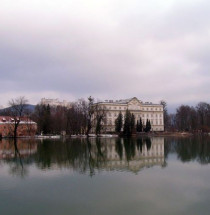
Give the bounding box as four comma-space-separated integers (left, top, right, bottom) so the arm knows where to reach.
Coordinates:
92, 97, 164, 132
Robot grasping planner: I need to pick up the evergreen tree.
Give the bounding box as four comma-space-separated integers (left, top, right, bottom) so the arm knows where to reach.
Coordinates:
146, 119, 149, 132
148, 120, 151, 131
144, 119, 149, 132
123, 109, 132, 136
139, 118, 143, 132
115, 111, 123, 133
136, 118, 143, 132
144, 119, 151, 132
136, 120, 139, 132
130, 113, 135, 133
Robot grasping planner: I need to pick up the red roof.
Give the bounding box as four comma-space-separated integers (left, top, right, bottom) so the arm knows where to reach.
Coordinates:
0, 116, 36, 123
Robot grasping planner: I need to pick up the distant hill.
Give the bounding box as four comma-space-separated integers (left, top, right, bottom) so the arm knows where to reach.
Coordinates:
0, 104, 36, 115
25, 104, 36, 112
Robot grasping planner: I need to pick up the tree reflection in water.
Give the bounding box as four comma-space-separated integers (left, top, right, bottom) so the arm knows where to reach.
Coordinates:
0, 136, 209, 177
0, 138, 37, 177
136, 138, 143, 153
4, 138, 26, 177
169, 136, 210, 164
115, 138, 123, 160
35, 137, 165, 175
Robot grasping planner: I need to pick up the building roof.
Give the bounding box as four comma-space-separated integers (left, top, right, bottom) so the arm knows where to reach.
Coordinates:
0, 116, 37, 124
95, 97, 162, 106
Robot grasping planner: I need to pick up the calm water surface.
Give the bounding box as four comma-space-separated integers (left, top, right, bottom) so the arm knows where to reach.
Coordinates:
0, 136, 210, 215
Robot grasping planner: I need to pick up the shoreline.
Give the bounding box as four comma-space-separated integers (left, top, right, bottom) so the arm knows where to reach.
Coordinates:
0, 132, 209, 139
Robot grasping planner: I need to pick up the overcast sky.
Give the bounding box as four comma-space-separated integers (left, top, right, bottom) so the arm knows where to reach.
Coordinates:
0, 0, 209, 112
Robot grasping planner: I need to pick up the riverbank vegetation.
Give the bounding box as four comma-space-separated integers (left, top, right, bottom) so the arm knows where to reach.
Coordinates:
1, 97, 209, 136
165, 102, 210, 133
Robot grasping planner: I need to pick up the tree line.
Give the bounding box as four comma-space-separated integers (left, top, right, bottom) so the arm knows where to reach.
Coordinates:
32, 96, 108, 135
0, 96, 107, 137
4, 137, 156, 177
164, 102, 210, 132
1, 97, 209, 137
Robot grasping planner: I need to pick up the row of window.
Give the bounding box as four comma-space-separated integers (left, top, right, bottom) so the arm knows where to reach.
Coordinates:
108, 127, 163, 132
106, 144, 163, 151
107, 119, 163, 125
104, 106, 162, 111
108, 151, 163, 159
108, 113, 163, 118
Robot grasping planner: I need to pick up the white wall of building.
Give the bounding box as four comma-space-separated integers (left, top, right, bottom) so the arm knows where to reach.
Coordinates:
93, 97, 164, 132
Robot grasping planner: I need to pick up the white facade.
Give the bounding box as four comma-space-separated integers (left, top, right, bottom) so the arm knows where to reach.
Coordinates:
40, 98, 72, 108
93, 97, 164, 132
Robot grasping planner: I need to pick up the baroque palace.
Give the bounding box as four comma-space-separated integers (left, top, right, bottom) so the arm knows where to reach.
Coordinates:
93, 97, 164, 132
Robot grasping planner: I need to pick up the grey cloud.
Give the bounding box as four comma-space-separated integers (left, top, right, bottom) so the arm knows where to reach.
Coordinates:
0, 0, 209, 109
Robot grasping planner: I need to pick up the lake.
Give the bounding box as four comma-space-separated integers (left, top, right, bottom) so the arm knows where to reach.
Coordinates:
0, 136, 210, 215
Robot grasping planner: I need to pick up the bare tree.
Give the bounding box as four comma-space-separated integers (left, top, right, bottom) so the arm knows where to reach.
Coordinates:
8, 96, 28, 138
175, 105, 192, 131
160, 100, 169, 131
166, 102, 210, 132
66, 103, 85, 135
25, 111, 37, 136
196, 102, 210, 131
94, 105, 107, 135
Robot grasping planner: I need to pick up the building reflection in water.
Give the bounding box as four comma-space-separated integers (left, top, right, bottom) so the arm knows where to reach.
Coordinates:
0, 137, 165, 175
88, 137, 165, 173
1, 136, 209, 177
0, 138, 38, 177
0, 138, 38, 159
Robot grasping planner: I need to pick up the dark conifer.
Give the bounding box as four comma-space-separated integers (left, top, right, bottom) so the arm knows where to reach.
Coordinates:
139, 118, 143, 132
148, 120, 151, 131
130, 113, 135, 133
123, 109, 132, 136
136, 120, 139, 132
115, 111, 123, 133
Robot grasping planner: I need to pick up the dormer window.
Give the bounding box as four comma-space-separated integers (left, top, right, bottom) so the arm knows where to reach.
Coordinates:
10, 118, 14, 122
2, 118, 6, 122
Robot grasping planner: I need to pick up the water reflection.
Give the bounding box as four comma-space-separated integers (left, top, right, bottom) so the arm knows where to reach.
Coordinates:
164, 136, 210, 164
102, 137, 165, 174
0, 138, 37, 159
0, 136, 209, 177
0, 138, 37, 177
0, 137, 164, 176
